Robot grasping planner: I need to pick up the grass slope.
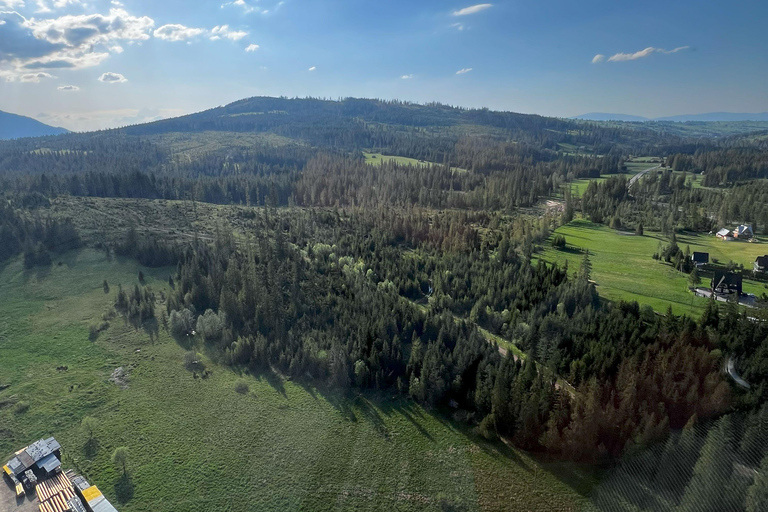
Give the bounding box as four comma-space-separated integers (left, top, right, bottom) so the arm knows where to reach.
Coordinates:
0, 250, 594, 511
540, 220, 768, 316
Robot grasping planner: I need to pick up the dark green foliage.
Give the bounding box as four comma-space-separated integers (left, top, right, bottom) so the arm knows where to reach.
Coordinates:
551, 234, 566, 249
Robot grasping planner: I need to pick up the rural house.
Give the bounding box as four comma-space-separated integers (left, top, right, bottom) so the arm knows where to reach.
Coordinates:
691, 251, 709, 267
716, 228, 733, 240
711, 271, 743, 296
734, 224, 754, 239
754, 255, 768, 273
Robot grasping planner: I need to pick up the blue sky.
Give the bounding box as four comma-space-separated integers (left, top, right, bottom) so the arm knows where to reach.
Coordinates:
1, 0, 767, 130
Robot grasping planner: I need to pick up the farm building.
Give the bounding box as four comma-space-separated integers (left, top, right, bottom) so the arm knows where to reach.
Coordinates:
716, 228, 733, 240
754, 255, 768, 273
734, 224, 754, 239
4, 437, 62, 491
691, 251, 709, 267
711, 271, 743, 296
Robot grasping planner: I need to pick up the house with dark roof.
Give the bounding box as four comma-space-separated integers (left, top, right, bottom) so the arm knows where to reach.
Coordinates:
691, 251, 709, 267
754, 255, 768, 273
734, 224, 754, 239
711, 271, 743, 295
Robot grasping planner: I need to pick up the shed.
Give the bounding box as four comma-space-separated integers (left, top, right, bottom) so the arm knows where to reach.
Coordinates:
35, 453, 62, 475
81, 486, 119, 512
6, 456, 26, 476
692, 251, 709, 266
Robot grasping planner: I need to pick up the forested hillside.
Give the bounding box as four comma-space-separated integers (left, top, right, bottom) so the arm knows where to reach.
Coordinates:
2, 96, 767, 511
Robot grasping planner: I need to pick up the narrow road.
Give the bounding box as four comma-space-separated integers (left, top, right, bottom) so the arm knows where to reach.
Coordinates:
725, 355, 750, 389
628, 164, 661, 189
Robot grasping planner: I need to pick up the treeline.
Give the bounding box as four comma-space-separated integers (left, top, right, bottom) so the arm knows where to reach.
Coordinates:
667, 147, 768, 186
0, 201, 80, 266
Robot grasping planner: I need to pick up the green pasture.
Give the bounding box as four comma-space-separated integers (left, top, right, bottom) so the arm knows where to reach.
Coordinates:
539, 220, 768, 316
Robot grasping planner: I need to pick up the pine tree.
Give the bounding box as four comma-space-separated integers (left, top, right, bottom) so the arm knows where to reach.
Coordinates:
679, 417, 734, 512
747, 453, 768, 512
579, 251, 592, 282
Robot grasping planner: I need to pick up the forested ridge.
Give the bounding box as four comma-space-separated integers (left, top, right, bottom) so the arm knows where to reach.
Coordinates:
2, 96, 768, 509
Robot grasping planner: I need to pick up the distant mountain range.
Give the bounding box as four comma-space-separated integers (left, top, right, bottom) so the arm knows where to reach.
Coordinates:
0, 110, 68, 140
573, 112, 768, 122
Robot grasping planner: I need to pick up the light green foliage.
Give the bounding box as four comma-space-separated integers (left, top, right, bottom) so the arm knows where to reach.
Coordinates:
0, 249, 594, 511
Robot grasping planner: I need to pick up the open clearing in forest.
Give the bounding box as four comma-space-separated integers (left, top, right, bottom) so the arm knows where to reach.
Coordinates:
363, 152, 469, 173
540, 219, 768, 316
0, 249, 596, 512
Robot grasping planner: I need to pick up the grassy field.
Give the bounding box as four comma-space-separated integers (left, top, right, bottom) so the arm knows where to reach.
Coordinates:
363, 152, 469, 173
539, 219, 768, 316
0, 249, 596, 511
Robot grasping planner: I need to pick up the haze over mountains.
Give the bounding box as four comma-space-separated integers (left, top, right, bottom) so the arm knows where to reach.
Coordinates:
574, 112, 768, 122
0, 110, 68, 140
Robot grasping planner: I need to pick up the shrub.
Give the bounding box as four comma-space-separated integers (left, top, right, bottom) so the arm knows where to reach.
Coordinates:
234, 381, 249, 394
196, 309, 225, 343
13, 401, 30, 414
170, 308, 195, 337
551, 234, 566, 249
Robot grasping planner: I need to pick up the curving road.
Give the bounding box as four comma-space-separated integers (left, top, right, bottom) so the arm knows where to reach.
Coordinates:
628, 163, 662, 189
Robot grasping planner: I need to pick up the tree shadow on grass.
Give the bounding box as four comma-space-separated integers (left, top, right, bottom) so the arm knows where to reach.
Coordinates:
114, 473, 134, 504
83, 438, 99, 458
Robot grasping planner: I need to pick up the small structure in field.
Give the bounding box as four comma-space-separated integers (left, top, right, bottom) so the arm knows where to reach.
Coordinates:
734, 224, 754, 239
711, 271, 743, 296
691, 251, 709, 267
754, 255, 768, 273
716, 228, 733, 240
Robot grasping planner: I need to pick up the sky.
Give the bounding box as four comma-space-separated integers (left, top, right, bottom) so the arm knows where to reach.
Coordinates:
1, 0, 767, 131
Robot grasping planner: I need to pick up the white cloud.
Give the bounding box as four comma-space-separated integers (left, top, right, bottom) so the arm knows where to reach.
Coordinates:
36, 0, 84, 13
605, 46, 690, 62
452, 4, 492, 16
0, 7, 155, 80
20, 71, 53, 82
245, 43, 259, 52
450, 22, 465, 31
57, 84, 78, 90
401, 74, 413, 79
221, 0, 258, 14
154, 24, 205, 42
111, 1, 123, 5
455, 67, 472, 74
210, 25, 248, 41
0, 0, 26, 8
109, 45, 123, 53
98, 71, 126, 83
591, 54, 605, 64
308, 66, 316, 71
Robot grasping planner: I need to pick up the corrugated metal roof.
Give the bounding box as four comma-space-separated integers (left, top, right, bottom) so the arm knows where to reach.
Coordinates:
45, 437, 62, 453
91, 499, 119, 512
7, 456, 25, 475
35, 453, 61, 473
17, 451, 35, 469
72, 475, 90, 492
68, 496, 88, 512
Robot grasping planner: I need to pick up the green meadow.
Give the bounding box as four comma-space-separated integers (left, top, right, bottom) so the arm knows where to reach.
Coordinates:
363, 152, 469, 173
540, 219, 768, 316
0, 250, 595, 511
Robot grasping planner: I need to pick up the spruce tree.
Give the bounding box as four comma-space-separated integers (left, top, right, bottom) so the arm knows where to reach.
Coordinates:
679, 417, 734, 512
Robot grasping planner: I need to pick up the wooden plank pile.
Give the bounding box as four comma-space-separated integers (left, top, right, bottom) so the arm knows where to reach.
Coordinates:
37, 472, 78, 512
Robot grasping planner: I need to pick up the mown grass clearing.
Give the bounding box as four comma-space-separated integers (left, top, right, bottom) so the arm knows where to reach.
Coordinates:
363, 152, 469, 173
0, 249, 595, 511
540, 219, 768, 315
